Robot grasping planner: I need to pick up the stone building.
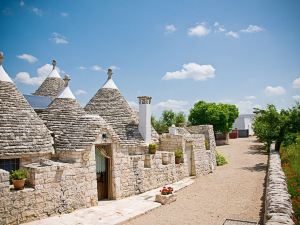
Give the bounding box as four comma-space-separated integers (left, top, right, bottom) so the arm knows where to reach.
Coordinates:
0, 55, 217, 224
39, 75, 85, 138
32, 60, 65, 99
0, 53, 54, 169
0, 55, 98, 225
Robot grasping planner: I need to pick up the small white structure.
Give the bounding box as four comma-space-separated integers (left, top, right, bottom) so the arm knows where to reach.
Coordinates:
233, 114, 255, 135
138, 96, 152, 144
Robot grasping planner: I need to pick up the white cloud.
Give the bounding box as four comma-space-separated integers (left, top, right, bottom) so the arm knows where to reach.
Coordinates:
245, 96, 256, 100
20, 1, 25, 6
60, 12, 69, 17
226, 31, 239, 38
292, 77, 300, 88
31, 7, 43, 16
292, 95, 300, 101
50, 32, 68, 44
78, 66, 86, 70
165, 24, 177, 33
162, 63, 215, 81
91, 65, 104, 72
17, 54, 38, 64
15, 64, 60, 85
265, 86, 286, 96
109, 65, 119, 70
188, 23, 210, 37
75, 89, 87, 96
214, 22, 226, 33
241, 25, 264, 33
153, 99, 189, 113
236, 100, 261, 114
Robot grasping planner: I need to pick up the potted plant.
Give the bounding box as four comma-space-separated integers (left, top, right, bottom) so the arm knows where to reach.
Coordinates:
148, 143, 157, 154
155, 186, 177, 205
10, 168, 28, 190
174, 149, 183, 164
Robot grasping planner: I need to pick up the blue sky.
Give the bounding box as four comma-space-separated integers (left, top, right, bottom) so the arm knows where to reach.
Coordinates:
1, 0, 300, 117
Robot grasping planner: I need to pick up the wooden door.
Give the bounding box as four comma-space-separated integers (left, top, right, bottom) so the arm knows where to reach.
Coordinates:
95, 145, 111, 200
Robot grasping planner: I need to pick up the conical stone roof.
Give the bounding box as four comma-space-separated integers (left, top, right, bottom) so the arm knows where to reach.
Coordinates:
85, 70, 145, 145
0, 53, 54, 156
56, 114, 119, 151
33, 60, 65, 99
39, 75, 85, 137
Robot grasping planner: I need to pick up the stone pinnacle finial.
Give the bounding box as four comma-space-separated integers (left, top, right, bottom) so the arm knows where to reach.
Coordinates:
52, 59, 57, 70
63, 74, 70, 87
0, 52, 4, 66
107, 68, 113, 79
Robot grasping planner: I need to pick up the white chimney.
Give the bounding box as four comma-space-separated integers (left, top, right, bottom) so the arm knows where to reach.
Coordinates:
138, 96, 152, 144
169, 124, 178, 135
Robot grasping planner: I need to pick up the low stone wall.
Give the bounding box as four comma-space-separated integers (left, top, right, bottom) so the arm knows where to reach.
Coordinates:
264, 148, 294, 225
0, 150, 98, 225
186, 125, 216, 151
117, 151, 189, 198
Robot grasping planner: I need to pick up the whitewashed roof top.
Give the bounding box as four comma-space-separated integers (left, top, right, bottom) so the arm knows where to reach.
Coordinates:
48, 68, 61, 78
57, 86, 76, 99
0, 65, 13, 83
102, 78, 118, 89
101, 68, 118, 89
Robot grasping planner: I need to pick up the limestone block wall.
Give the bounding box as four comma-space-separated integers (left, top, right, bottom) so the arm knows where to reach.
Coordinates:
264, 148, 294, 225
186, 125, 216, 151
186, 125, 217, 169
0, 150, 98, 225
160, 133, 215, 175
115, 150, 189, 198
159, 134, 184, 152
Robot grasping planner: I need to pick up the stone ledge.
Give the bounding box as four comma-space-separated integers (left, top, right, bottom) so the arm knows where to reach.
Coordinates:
264, 148, 294, 225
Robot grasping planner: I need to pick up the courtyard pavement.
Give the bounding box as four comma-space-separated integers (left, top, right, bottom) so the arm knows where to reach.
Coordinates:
22, 177, 195, 225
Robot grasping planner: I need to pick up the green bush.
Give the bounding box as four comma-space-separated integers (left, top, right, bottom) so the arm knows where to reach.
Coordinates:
175, 149, 183, 158
216, 151, 228, 166
149, 143, 157, 154
205, 139, 209, 150
281, 136, 300, 223
10, 168, 28, 180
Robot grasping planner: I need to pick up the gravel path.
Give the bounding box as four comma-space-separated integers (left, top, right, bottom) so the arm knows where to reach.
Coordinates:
122, 137, 268, 225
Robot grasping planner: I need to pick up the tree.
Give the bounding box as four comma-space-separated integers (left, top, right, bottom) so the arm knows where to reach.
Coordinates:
151, 110, 187, 134
253, 103, 300, 151
188, 101, 239, 134
161, 110, 176, 127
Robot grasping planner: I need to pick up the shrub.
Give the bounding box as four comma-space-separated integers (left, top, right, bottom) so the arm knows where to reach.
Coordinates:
205, 139, 210, 150
10, 168, 28, 180
174, 149, 183, 158
149, 143, 157, 154
216, 151, 228, 166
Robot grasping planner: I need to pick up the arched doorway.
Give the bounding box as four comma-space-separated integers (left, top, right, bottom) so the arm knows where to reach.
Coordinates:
95, 145, 112, 200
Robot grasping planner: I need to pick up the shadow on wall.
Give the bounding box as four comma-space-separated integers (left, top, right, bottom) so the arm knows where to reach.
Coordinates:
246, 144, 268, 155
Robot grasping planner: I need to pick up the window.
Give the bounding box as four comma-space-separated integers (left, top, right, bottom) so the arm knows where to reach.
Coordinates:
0, 158, 20, 172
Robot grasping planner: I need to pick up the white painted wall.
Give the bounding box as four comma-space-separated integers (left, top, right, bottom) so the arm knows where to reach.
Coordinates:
138, 103, 151, 144
233, 114, 255, 135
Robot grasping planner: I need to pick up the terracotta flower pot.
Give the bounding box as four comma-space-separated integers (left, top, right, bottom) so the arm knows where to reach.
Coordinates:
12, 179, 26, 190
175, 157, 181, 164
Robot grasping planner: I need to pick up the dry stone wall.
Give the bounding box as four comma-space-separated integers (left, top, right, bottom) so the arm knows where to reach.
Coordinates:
0, 150, 98, 225
265, 148, 294, 225
114, 150, 188, 198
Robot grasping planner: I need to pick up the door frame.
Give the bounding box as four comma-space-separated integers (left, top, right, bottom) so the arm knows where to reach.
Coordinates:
95, 144, 113, 200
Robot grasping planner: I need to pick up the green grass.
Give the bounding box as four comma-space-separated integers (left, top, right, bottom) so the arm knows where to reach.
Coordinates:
281, 136, 300, 224
216, 151, 228, 166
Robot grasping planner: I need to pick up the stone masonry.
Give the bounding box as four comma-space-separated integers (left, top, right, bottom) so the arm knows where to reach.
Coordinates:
264, 148, 294, 225
0, 149, 98, 225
